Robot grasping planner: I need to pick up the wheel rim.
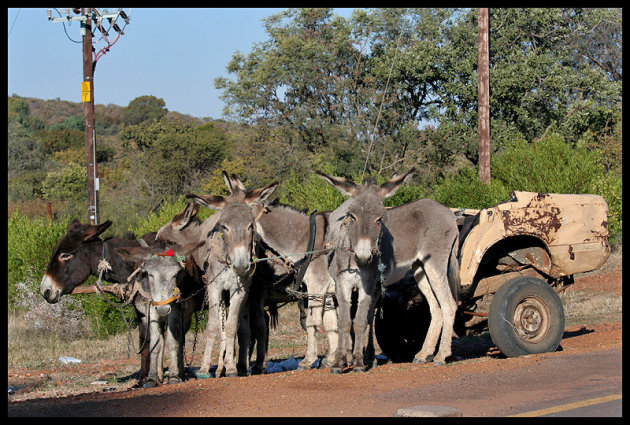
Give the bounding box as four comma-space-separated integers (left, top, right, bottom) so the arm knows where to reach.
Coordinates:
513, 295, 551, 344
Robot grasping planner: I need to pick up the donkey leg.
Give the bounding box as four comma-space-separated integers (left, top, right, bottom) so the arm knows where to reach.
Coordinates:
413, 269, 443, 364
137, 313, 150, 386
430, 269, 458, 365
331, 280, 353, 374
351, 288, 375, 372
199, 292, 221, 377
236, 305, 251, 377
299, 302, 321, 370
363, 290, 380, 369
165, 306, 185, 384
145, 311, 164, 388
322, 290, 339, 368
250, 297, 268, 375
223, 290, 248, 378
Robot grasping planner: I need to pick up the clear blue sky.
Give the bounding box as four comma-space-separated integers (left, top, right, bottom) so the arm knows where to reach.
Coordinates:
8, 8, 355, 120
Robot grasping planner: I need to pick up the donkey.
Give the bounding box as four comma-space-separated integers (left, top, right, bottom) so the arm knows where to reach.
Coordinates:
39, 219, 205, 387
317, 169, 460, 373
133, 255, 190, 387
248, 200, 339, 370
156, 172, 278, 378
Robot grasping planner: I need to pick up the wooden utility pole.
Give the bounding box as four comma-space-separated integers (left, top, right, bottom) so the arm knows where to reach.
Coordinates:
478, 8, 491, 184
49, 8, 129, 225
82, 8, 99, 224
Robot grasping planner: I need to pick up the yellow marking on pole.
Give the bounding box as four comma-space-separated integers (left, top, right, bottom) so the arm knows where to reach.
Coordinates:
81, 81, 91, 102
508, 394, 622, 417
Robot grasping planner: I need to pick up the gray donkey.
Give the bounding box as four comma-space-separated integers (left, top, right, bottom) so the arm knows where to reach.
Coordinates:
157, 172, 278, 378
317, 169, 460, 373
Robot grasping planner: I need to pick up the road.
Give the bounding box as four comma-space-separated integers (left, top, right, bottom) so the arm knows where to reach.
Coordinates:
8, 346, 622, 417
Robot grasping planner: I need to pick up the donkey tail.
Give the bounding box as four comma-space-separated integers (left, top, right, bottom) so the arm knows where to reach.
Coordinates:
268, 303, 279, 331
447, 234, 461, 303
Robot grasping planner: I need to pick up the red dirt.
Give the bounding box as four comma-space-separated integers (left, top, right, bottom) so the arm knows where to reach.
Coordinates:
8, 266, 622, 417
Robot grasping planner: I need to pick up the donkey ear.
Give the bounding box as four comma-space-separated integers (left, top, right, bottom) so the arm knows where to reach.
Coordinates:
187, 194, 226, 211
222, 171, 246, 194
379, 168, 416, 199
173, 202, 199, 230
245, 182, 278, 206
80, 220, 113, 241
315, 171, 358, 197
67, 218, 82, 232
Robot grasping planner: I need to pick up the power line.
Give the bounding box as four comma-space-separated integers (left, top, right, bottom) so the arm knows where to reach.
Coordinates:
8, 8, 20, 37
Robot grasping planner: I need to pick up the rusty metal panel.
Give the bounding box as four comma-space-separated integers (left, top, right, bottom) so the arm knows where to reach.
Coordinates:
457, 191, 610, 289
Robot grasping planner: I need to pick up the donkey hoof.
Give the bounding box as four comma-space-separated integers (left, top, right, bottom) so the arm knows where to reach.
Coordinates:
296, 364, 312, 372
225, 372, 238, 378
330, 368, 343, 375
353, 366, 367, 373
168, 377, 182, 385
433, 360, 445, 367
318, 359, 331, 369
412, 358, 428, 365
142, 380, 158, 389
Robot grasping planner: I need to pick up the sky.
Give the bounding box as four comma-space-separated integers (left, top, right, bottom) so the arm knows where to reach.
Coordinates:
8, 8, 355, 120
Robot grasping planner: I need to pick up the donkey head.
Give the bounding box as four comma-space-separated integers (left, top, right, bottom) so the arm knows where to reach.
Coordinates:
40, 219, 113, 303
138, 256, 186, 317
316, 169, 415, 266
191, 172, 278, 276
159, 171, 277, 278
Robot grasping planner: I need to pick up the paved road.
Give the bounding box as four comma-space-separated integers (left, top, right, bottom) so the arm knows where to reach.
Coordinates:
396, 347, 622, 417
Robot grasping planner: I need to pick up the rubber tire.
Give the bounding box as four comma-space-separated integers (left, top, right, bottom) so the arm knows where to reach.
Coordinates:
374, 295, 430, 363
488, 276, 564, 358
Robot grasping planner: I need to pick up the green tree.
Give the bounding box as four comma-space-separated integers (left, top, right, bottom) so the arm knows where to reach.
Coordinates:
42, 163, 87, 202
122, 95, 167, 126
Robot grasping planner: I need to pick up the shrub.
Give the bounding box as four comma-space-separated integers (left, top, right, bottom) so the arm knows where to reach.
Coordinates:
433, 166, 511, 209
7, 211, 69, 307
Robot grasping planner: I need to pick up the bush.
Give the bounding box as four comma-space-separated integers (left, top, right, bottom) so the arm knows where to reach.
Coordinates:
433, 166, 511, 209
7, 212, 69, 307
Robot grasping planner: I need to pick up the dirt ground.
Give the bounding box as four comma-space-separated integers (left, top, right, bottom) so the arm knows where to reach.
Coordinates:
7, 264, 622, 417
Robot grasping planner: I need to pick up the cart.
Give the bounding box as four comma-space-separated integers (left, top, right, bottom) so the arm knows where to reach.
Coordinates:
375, 191, 611, 360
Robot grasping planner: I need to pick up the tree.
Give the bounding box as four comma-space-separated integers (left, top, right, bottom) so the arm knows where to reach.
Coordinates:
122, 95, 167, 126
215, 8, 622, 178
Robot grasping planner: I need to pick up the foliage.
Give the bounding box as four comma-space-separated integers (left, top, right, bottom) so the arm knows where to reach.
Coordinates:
42, 163, 87, 203
122, 95, 167, 126
433, 166, 511, 210
431, 132, 622, 248
278, 166, 346, 213
7, 212, 70, 306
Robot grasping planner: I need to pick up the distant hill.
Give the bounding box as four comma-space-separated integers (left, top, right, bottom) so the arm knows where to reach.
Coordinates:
17, 96, 209, 128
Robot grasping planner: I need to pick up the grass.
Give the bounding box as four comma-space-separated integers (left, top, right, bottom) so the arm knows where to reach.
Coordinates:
560, 290, 622, 327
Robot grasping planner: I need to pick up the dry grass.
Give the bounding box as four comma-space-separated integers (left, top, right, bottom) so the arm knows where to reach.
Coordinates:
560, 290, 622, 327
7, 311, 133, 369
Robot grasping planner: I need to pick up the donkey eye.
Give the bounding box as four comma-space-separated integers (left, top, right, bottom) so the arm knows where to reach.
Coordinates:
247, 223, 254, 231
375, 216, 383, 224
347, 213, 357, 222
58, 253, 74, 261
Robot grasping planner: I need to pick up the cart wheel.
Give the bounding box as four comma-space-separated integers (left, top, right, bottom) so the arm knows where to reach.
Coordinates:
374, 295, 430, 363
488, 276, 564, 357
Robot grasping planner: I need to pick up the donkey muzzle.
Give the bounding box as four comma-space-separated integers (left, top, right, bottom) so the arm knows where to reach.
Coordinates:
354, 238, 374, 266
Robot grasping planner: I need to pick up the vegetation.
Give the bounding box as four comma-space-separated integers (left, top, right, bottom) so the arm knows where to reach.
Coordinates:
7, 8, 622, 338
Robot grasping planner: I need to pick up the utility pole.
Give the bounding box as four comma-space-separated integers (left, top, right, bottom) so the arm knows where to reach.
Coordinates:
478, 8, 491, 184
48, 8, 130, 225
81, 8, 98, 224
